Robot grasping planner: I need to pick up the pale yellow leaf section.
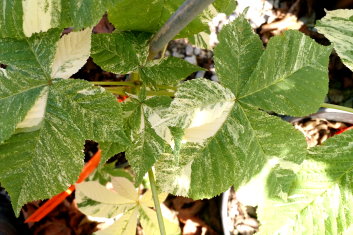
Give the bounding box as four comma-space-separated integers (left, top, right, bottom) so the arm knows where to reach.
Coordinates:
76, 181, 136, 204
112, 177, 139, 201
51, 28, 91, 79
77, 177, 180, 234
22, 0, 59, 37
96, 210, 138, 235
16, 87, 48, 132
140, 190, 168, 208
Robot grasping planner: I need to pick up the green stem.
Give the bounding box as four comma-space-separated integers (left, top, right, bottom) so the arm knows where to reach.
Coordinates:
321, 103, 353, 114
147, 90, 175, 97
104, 87, 129, 96
148, 169, 166, 235
148, 0, 215, 59
130, 71, 141, 82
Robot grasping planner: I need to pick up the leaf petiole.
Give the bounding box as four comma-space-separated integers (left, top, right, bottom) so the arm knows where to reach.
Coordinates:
148, 169, 166, 235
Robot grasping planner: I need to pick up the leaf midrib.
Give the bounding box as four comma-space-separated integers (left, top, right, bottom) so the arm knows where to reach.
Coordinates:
238, 65, 318, 100
25, 38, 52, 81
0, 83, 47, 101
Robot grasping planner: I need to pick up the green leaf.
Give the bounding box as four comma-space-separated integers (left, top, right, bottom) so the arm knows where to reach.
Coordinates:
316, 9, 353, 71
92, 32, 199, 86
0, 29, 61, 78
214, 15, 264, 96
140, 57, 202, 87
0, 79, 128, 214
155, 79, 306, 198
0, 0, 118, 38
91, 32, 151, 74
0, 69, 46, 143
108, 0, 216, 38
213, 0, 237, 15
0, 1, 23, 38
257, 130, 353, 235
60, 0, 119, 31
123, 95, 172, 185
238, 30, 331, 116
215, 17, 331, 116
126, 126, 167, 185
99, 142, 129, 166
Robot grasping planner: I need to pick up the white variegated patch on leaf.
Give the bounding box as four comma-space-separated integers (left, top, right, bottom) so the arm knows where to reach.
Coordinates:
76, 177, 180, 235
183, 100, 235, 143
15, 87, 49, 132
159, 78, 235, 145
22, 0, 60, 37
51, 28, 91, 79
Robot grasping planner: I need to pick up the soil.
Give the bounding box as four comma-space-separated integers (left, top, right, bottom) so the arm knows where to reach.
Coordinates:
4, 0, 353, 234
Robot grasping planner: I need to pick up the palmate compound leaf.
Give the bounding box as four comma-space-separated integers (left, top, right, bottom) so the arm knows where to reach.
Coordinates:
0, 0, 119, 38
153, 17, 330, 199
316, 9, 353, 71
91, 32, 201, 87
0, 28, 93, 141
154, 79, 306, 198
215, 15, 332, 116
0, 29, 129, 214
0, 79, 129, 214
76, 177, 180, 235
251, 130, 353, 235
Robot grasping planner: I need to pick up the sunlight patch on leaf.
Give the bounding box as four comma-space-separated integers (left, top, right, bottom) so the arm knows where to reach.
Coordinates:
255, 130, 353, 235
